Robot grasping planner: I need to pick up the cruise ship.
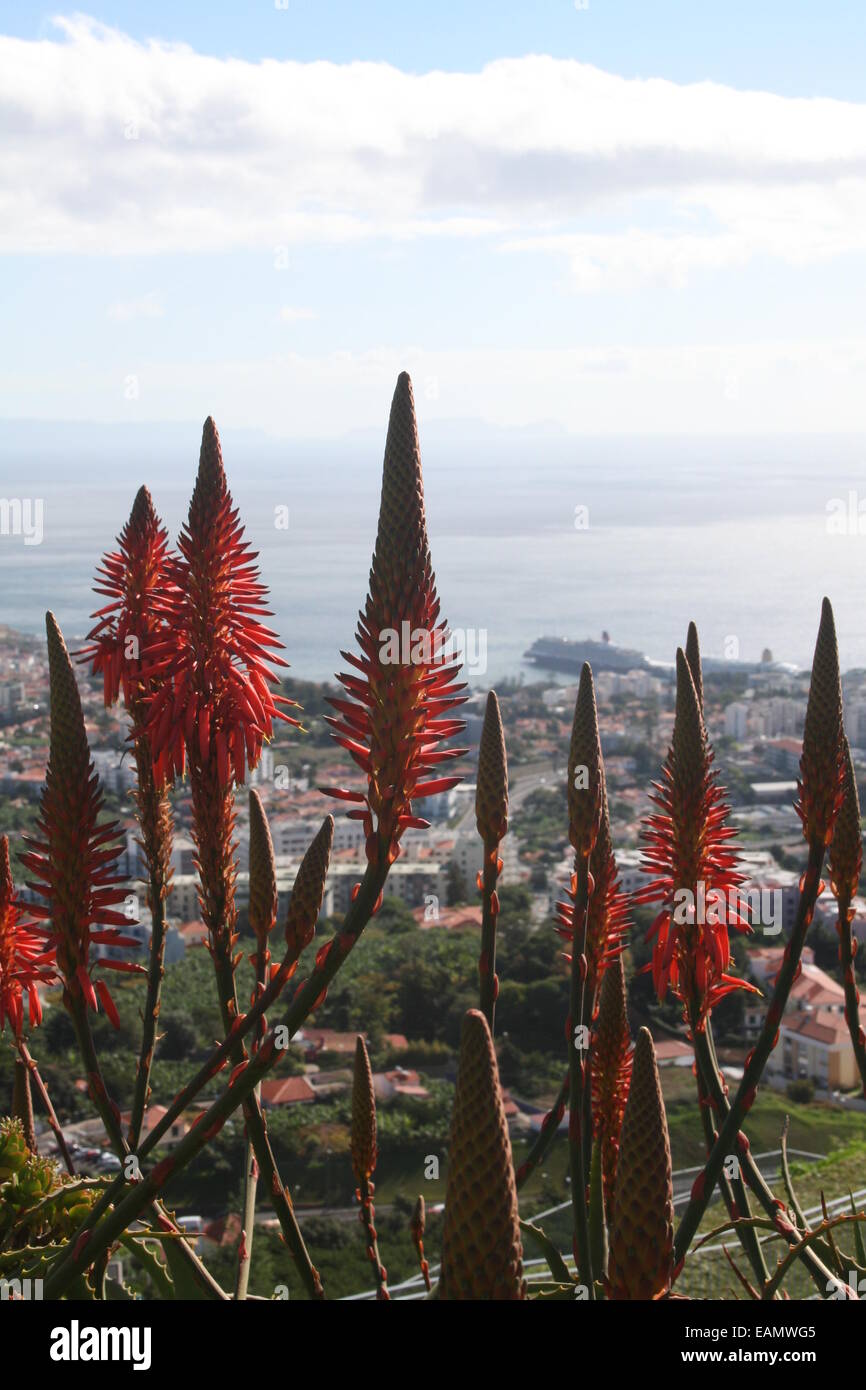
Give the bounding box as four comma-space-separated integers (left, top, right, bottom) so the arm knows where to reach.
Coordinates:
524, 635, 796, 679
524, 634, 651, 675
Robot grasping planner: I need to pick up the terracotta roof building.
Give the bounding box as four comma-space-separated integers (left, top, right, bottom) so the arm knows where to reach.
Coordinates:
260, 1077, 316, 1108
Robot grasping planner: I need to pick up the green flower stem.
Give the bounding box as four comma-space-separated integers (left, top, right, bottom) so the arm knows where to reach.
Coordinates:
127, 740, 172, 1152
836, 892, 866, 1093
52, 925, 313, 1272
209, 896, 323, 1301
16, 1038, 74, 1175
234, 950, 266, 1301
674, 839, 826, 1267
127, 890, 167, 1151
515, 1073, 568, 1191
359, 1175, 389, 1300
690, 1012, 771, 1290
478, 839, 500, 1032
568, 856, 594, 1297
693, 1013, 834, 1296
46, 856, 389, 1300
66, 986, 227, 1299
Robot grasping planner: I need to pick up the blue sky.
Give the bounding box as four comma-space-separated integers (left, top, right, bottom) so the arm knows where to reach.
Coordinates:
2, 3, 866, 437
4, 2, 866, 95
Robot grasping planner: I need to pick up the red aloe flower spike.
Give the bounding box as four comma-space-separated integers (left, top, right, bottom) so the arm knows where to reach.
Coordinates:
284, 816, 334, 973
145, 421, 299, 1047
796, 596, 844, 847
78, 486, 176, 1148
607, 1028, 674, 1300
324, 374, 466, 864
685, 619, 703, 713
143, 417, 300, 790
578, 770, 631, 1011
636, 645, 755, 1027
591, 957, 633, 1220
476, 690, 508, 1031
351, 1035, 389, 1299
567, 663, 603, 861
672, 604, 854, 1279
476, 690, 508, 846
350, 1034, 378, 1183
564, 662, 603, 1291
440, 1010, 526, 1300
830, 733, 866, 1094
0, 835, 56, 1039
248, 789, 278, 1049
80, 484, 174, 714
21, 615, 133, 1027
830, 733, 862, 906
248, 789, 278, 954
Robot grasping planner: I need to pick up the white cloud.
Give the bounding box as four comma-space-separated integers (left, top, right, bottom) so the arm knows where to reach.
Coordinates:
2, 14, 866, 286
279, 306, 318, 322
106, 291, 165, 320
502, 230, 753, 291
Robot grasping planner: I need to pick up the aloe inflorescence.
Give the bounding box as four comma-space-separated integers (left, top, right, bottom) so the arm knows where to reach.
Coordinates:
3, 381, 863, 1307
476, 689, 508, 1030
80, 486, 177, 1145
636, 645, 755, 1027
591, 957, 633, 1220
0, 835, 54, 1039
440, 1010, 525, 1300
351, 1035, 389, 1299
23, 614, 140, 1029
607, 1028, 674, 1300
322, 373, 467, 870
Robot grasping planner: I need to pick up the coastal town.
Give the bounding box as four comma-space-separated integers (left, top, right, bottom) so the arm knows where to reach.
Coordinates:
3, 620, 866, 1110
3, 618, 866, 1298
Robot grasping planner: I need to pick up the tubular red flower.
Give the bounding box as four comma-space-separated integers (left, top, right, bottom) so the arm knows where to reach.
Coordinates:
142, 418, 299, 789
79, 483, 174, 916
591, 958, 633, 1219
636, 646, 755, 1026
0, 836, 55, 1038
323, 374, 466, 864
80, 485, 174, 713
21, 615, 137, 1027
555, 770, 630, 1004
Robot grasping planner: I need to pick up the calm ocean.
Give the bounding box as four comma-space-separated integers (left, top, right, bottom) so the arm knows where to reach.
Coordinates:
1, 423, 865, 683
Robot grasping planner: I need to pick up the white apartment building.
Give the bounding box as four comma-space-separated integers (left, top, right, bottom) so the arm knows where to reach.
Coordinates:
594, 670, 665, 702
723, 701, 749, 740
723, 697, 804, 742
232, 814, 366, 864
91, 748, 136, 796
451, 828, 526, 897
0, 681, 26, 711
844, 698, 866, 750
170, 850, 444, 925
